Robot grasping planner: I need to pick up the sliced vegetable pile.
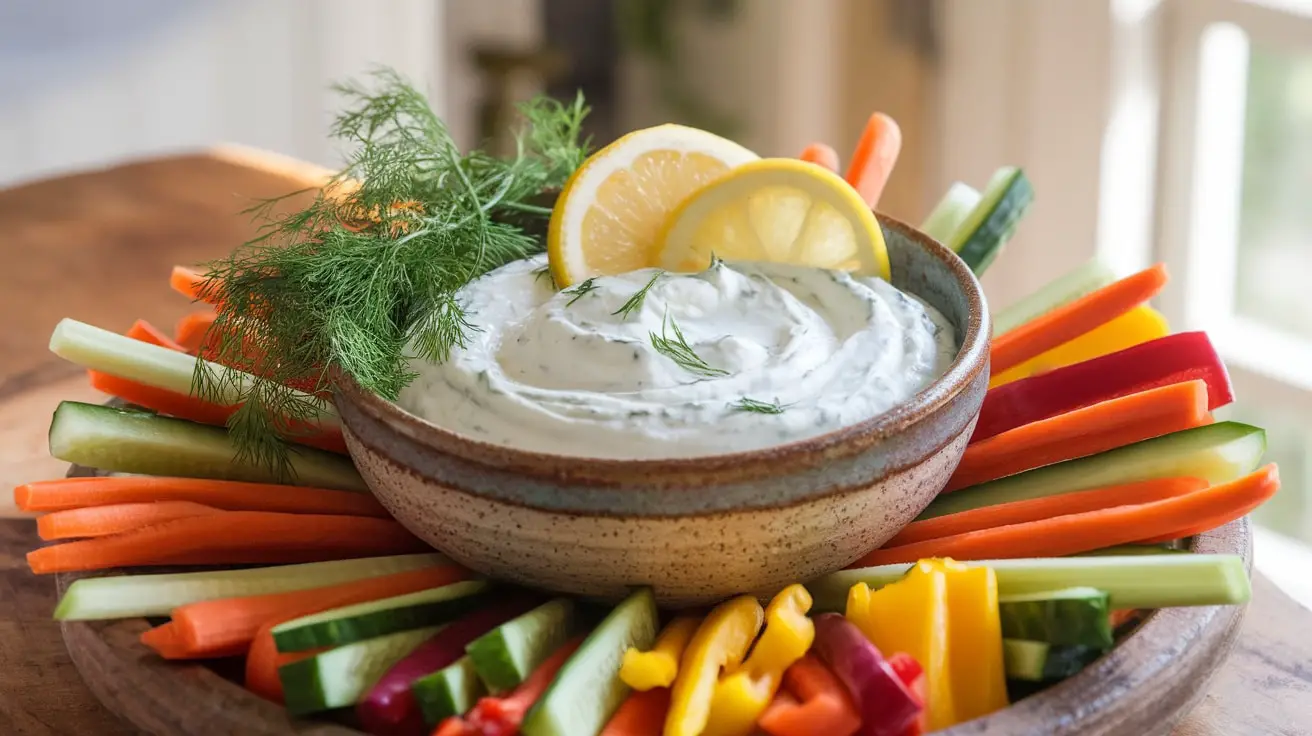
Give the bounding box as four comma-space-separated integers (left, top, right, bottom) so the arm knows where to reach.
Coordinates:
14, 97, 1277, 736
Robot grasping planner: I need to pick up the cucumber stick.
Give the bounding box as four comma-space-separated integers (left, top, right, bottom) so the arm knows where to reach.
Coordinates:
468, 598, 576, 694
522, 588, 660, 736
54, 553, 446, 620
49, 317, 337, 426
999, 587, 1113, 649
48, 401, 366, 491
1003, 639, 1101, 682
808, 553, 1250, 613
272, 580, 492, 652
992, 257, 1117, 336
947, 167, 1034, 275
413, 656, 486, 726
280, 625, 442, 715
921, 182, 981, 243
921, 422, 1266, 519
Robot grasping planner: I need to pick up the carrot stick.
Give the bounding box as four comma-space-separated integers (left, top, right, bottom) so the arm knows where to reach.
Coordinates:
175, 310, 217, 353
126, 319, 187, 352
26, 511, 431, 574
758, 654, 861, 736
600, 688, 672, 736
37, 501, 223, 540
85, 370, 348, 455
844, 112, 902, 209
1136, 486, 1275, 544
854, 464, 1279, 567
15, 476, 387, 516
140, 622, 192, 659
990, 264, 1169, 375
945, 380, 1210, 492
149, 565, 470, 660
887, 477, 1207, 547
799, 143, 841, 173
171, 266, 215, 305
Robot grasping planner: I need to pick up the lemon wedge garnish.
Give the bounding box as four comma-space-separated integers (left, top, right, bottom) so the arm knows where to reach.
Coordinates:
656, 158, 891, 280
547, 124, 759, 287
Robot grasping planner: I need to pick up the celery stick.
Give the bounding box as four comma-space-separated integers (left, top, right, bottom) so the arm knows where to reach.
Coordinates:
48, 318, 337, 427
808, 554, 1250, 613
55, 553, 447, 620
921, 182, 981, 243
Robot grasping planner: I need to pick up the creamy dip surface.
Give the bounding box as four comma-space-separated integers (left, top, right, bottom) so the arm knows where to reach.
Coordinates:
398, 255, 958, 459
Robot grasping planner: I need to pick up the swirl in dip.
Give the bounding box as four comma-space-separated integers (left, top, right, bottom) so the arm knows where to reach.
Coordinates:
398, 255, 958, 459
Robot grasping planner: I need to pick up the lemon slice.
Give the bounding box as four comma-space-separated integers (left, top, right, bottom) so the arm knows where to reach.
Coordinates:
547, 124, 759, 287
656, 158, 891, 280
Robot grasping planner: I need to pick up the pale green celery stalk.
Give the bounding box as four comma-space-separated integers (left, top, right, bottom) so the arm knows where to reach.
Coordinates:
48, 318, 337, 427
921, 182, 982, 243
55, 553, 448, 620
808, 554, 1251, 613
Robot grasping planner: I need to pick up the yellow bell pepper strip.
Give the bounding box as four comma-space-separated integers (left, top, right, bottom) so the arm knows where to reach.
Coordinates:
937, 559, 1009, 722
845, 560, 956, 730
702, 585, 815, 736
664, 595, 764, 736
990, 304, 1168, 387
621, 616, 701, 691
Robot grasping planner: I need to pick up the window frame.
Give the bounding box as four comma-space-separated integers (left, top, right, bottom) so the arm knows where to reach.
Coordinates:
1156, 0, 1312, 412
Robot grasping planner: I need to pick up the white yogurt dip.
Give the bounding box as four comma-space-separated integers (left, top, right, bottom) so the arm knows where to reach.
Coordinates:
398, 255, 957, 459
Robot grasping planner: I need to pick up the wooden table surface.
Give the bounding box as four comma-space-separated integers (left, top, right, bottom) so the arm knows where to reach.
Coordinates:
2, 152, 1311, 735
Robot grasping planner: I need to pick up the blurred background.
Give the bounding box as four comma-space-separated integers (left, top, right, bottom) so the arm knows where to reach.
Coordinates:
2, 0, 1310, 598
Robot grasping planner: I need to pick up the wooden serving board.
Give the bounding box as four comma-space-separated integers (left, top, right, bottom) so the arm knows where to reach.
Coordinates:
6, 152, 1311, 735
48, 465, 1250, 736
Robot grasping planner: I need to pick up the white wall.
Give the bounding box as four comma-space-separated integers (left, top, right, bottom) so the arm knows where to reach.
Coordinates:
0, 0, 445, 187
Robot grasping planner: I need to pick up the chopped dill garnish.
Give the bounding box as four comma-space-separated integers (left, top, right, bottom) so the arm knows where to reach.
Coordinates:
191, 67, 592, 476
649, 309, 728, 378
562, 277, 599, 306
730, 397, 790, 415
533, 265, 557, 289
612, 270, 663, 319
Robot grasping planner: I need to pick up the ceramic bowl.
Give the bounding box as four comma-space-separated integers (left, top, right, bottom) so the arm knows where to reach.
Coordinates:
333, 213, 991, 606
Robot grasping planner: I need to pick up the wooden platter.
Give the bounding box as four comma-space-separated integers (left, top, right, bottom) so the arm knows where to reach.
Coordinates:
50, 464, 1250, 736
5, 152, 1306, 735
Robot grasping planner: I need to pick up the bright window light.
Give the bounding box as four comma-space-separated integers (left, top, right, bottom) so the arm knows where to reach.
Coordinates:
1185, 22, 1250, 328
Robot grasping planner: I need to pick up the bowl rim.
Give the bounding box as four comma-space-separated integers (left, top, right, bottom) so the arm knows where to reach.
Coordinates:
333, 212, 991, 473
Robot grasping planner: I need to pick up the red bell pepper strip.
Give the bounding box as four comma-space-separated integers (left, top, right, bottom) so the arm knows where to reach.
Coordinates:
433, 636, 583, 736
811, 614, 922, 736
886, 654, 927, 736
757, 654, 860, 736
358, 597, 542, 736
599, 687, 672, 736
971, 331, 1233, 443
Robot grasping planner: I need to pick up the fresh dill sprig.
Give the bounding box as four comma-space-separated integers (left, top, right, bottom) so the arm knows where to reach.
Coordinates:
612, 270, 662, 319
730, 397, 790, 415
562, 277, 599, 306
192, 67, 592, 476
533, 264, 557, 289
649, 309, 728, 378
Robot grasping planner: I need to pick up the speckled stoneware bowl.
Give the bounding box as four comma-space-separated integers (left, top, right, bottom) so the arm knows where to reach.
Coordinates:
333, 213, 991, 606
